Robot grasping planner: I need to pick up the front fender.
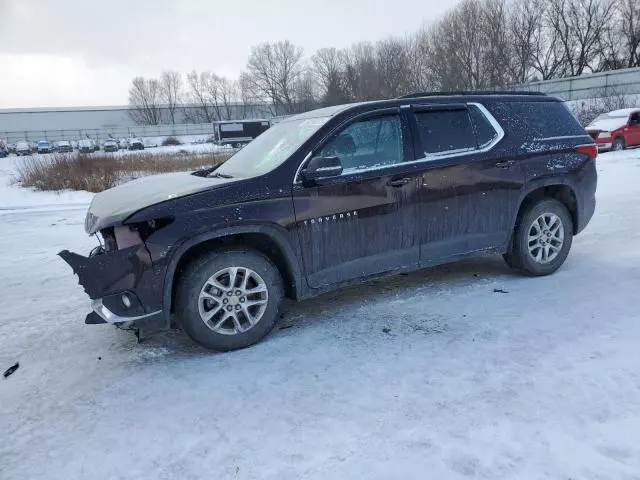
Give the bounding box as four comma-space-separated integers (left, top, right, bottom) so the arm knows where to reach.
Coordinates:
160, 223, 306, 321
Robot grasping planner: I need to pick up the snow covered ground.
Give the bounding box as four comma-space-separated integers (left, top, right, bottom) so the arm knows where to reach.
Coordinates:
1, 150, 640, 479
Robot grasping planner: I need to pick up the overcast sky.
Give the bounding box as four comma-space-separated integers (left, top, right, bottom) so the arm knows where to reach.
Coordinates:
0, 0, 456, 109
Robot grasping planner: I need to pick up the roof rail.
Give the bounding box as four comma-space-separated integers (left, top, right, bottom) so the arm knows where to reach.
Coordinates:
398, 90, 546, 99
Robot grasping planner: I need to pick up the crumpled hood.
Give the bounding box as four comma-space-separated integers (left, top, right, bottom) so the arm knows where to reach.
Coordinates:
85, 172, 230, 234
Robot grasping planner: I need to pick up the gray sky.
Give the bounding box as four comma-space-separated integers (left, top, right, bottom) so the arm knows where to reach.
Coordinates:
0, 0, 455, 108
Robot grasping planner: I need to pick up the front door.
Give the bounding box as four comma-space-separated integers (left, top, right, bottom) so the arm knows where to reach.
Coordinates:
292, 110, 418, 288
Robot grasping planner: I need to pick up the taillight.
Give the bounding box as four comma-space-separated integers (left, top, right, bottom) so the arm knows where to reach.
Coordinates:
575, 144, 598, 160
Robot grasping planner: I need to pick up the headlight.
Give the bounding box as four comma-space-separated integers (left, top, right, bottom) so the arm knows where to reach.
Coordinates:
597, 131, 611, 139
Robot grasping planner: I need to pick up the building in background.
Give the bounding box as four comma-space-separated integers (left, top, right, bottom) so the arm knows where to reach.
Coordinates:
0, 104, 275, 143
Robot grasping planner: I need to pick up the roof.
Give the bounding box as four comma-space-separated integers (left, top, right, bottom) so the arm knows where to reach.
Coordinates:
399, 90, 546, 98
288, 92, 560, 123
605, 108, 640, 117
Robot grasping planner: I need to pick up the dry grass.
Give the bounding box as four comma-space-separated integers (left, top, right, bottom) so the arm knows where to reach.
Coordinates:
15, 151, 232, 193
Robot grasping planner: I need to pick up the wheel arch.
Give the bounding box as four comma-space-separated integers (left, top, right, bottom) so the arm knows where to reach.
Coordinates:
612, 135, 626, 146
163, 224, 305, 318
513, 181, 579, 235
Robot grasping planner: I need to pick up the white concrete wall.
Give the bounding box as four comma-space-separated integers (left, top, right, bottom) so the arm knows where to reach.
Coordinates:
521, 67, 640, 101
0, 104, 275, 142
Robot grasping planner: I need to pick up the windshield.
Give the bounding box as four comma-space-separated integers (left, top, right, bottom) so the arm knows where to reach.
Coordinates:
215, 116, 330, 177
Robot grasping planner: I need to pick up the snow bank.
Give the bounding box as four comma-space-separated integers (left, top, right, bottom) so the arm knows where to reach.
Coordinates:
0, 155, 93, 211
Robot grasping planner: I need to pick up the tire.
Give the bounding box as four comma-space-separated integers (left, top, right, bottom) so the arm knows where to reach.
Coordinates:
611, 137, 625, 151
504, 198, 573, 276
175, 248, 284, 351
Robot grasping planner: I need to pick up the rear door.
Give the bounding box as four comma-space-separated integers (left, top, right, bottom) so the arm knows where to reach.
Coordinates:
404, 103, 525, 261
292, 108, 419, 288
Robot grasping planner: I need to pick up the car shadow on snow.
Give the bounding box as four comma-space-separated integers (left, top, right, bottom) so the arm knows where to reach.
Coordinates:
133, 254, 516, 357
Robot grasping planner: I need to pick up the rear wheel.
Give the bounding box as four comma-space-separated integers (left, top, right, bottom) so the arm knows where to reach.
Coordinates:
611, 137, 625, 151
504, 198, 573, 276
175, 249, 283, 351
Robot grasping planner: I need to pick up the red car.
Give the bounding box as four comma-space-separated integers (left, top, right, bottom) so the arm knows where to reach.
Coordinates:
586, 108, 640, 152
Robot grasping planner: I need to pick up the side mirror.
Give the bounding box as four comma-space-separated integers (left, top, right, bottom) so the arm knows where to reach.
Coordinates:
300, 156, 343, 182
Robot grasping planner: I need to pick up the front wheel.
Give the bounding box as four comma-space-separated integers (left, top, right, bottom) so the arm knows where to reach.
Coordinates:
611, 137, 625, 151
175, 249, 284, 351
504, 198, 573, 276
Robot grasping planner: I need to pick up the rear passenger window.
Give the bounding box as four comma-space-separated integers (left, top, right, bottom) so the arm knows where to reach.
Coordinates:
469, 105, 499, 148
415, 109, 475, 155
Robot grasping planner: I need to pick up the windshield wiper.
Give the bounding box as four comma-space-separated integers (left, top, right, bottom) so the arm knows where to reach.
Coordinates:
192, 165, 233, 178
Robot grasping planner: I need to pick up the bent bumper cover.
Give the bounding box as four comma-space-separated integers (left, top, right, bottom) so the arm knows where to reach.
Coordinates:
59, 246, 168, 333
90, 298, 161, 324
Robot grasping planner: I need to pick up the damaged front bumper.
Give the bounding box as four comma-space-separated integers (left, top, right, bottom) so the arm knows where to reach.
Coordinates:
59, 244, 168, 334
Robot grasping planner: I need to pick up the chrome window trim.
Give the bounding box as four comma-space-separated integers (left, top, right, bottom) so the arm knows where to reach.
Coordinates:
293, 101, 504, 184
532, 134, 590, 141
293, 151, 313, 184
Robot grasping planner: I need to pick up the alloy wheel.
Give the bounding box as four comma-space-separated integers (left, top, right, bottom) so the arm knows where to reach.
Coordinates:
198, 267, 268, 335
527, 213, 564, 264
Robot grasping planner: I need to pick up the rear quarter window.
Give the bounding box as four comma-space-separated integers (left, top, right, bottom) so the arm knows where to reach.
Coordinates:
415, 109, 476, 154
493, 101, 585, 140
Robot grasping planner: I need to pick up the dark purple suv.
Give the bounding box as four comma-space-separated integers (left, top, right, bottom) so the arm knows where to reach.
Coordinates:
60, 92, 597, 351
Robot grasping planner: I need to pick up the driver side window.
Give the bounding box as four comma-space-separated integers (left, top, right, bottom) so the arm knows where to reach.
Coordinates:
318, 115, 403, 173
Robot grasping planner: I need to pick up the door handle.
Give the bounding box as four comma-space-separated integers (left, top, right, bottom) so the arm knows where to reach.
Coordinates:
387, 177, 411, 187
496, 160, 516, 169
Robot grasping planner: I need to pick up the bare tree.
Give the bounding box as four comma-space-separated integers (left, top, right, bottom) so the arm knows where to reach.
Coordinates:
405, 28, 433, 92
509, 0, 539, 83
185, 71, 216, 123
159, 70, 182, 124
375, 37, 413, 98
244, 41, 304, 115
619, 0, 640, 66
343, 42, 379, 100
216, 77, 239, 120
481, 0, 516, 87
126, 0, 639, 123
548, 0, 616, 76
526, 0, 567, 79
424, 0, 491, 90
292, 71, 318, 113
311, 48, 349, 105
238, 73, 261, 119
127, 76, 162, 125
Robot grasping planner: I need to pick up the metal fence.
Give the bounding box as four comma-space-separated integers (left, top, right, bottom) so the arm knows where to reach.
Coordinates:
517, 66, 640, 101
1, 123, 216, 145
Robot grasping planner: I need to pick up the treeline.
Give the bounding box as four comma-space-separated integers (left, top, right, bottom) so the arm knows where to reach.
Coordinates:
128, 0, 640, 124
